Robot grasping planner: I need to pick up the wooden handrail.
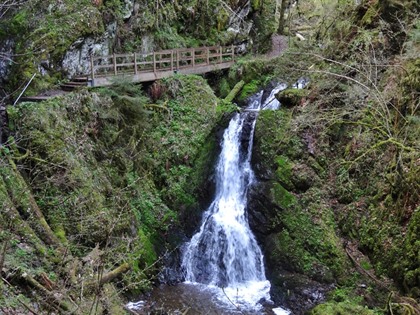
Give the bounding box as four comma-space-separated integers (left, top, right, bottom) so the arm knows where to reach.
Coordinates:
90, 45, 237, 80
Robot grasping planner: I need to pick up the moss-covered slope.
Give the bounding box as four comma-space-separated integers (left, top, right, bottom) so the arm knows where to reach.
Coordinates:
234, 0, 419, 314
0, 75, 234, 313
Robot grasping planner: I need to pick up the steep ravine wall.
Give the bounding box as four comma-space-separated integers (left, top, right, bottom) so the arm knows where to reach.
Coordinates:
0, 75, 235, 313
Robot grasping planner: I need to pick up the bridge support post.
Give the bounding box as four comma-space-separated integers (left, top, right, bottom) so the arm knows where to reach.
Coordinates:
134, 52, 138, 74
192, 49, 195, 68
231, 44, 234, 61
206, 47, 209, 65
219, 46, 223, 63
113, 54, 117, 75
170, 51, 174, 71
153, 52, 156, 74
90, 55, 95, 81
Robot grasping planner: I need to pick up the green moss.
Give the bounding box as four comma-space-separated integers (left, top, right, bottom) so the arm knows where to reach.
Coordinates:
274, 198, 346, 281
271, 183, 296, 209
53, 226, 68, 244
239, 80, 261, 102
137, 228, 157, 267
310, 301, 381, 315
216, 8, 230, 31
276, 88, 308, 107
219, 78, 231, 98
229, 58, 274, 87
275, 155, 294, 189
251, 0, 262, 10
361, 5, 379, 26
5, 0, 104, 93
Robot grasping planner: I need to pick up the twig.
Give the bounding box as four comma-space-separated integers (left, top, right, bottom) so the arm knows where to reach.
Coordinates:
17, 298, 40, 315
344, 246, 390, 291
221, 287, 246, 314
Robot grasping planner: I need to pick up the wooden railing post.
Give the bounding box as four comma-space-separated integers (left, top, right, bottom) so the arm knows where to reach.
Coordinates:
206, 47, 209, 65
90, 55, 95, 81
153, 52, 156, 73
192, 49, 195, 68
231, 44, 234, 61
176, 50, 179, 70
219, 46, 223, 63
171, 50, 174, 71
134, 52, 138, 74
113, 53, 117, 75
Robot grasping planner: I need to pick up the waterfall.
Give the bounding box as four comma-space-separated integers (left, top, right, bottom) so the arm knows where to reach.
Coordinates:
126, 85, 293, 314
181, 90, 277, 310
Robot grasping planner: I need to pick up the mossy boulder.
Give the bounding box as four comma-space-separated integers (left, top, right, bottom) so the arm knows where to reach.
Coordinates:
276, 88, 308, 107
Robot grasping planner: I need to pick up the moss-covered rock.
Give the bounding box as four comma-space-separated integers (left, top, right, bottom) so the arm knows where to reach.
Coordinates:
276, 88, 308, 107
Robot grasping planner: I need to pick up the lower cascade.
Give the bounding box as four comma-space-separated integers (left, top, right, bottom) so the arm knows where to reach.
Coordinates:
181, 87, 289, 314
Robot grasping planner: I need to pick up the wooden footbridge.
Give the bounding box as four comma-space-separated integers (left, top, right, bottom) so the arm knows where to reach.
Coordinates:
69, 45, 237, 88
18, 45, 237, 102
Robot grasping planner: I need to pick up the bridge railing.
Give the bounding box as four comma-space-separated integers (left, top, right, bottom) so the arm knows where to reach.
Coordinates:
90, 45, 236, 80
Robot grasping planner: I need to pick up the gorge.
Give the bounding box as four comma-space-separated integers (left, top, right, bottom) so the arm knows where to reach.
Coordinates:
0, 1, 419, 315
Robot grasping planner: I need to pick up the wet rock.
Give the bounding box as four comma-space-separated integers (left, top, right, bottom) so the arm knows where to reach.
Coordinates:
239, 112, 257, 160
247, 182, 283, 237
158, 247, 185, 285
269, 272, 334, 315
261, 81, 287, 105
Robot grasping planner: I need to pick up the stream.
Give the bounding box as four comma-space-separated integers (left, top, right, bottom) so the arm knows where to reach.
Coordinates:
128, 85, 291, 315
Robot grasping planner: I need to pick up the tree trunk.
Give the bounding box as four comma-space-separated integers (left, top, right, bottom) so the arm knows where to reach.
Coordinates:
1, 156, 65, 251
278, 0, 289, 34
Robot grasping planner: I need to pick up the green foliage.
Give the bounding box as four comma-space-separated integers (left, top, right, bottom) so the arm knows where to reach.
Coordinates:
154, 26, 191, 49
310, 301, 382, 315
251, 0, 262, 11
218, 78, 231, 98
239, 80, 261, 102
137, 228, 158, 267
252, 0, 281, 52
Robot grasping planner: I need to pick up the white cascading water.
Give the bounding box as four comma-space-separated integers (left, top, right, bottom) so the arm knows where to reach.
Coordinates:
182, 86, 289, 313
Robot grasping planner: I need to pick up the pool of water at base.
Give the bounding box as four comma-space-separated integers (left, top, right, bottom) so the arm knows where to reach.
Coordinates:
126, 283, 290, 315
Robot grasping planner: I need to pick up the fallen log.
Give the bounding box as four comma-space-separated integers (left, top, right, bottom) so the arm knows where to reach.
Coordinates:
17, 269, 73, 313
86, 262, 131, 290
224, 80, 245, 103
